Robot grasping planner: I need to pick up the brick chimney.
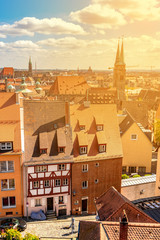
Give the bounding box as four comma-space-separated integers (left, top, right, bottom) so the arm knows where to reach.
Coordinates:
119, 210, 128, 240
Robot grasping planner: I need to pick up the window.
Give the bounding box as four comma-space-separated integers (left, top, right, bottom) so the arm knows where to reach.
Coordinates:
35, 199, 41, 206
63, 179, 68, 186
95, 163, 99, 167
55, 179, 61, 187
80, 146, 87, 155
35, 165, 47, 172
131, 134, 137, 140
82, 164, 88, 172
80, 125, 85, 130
99, 144, 106, 153
1, 179, 15, 190
82, 181, 88, 189
59, 196, 64, 204
138, 167, 146, 174
0, 142, 12, 151
33, 181, 39, 189
0, 161, 14, 172
96, 125, 103, 131
40, 149, 47, 154
2, 197, 16, 208
59, 147, 65, 153
44, 180, 50, 187
128, 166, 136, 174
58, 164, 65, 170
122, 166, 127, 173
95, 179, 99, 184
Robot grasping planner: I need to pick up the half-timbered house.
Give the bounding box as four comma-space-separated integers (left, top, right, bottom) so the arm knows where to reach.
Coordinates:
23, 100, 73, 217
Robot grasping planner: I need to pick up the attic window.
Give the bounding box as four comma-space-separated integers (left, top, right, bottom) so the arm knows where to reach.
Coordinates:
131, 134, 137, 140
96, 125, 103, 131
58, 147, 65, 153
99, 144, 106, 153
80, 125, 85, 130
80, 146, 87, 155
0, 142, 12, 151
40, 149, 47, 154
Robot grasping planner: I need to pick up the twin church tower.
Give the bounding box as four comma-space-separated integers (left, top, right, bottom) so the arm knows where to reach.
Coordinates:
113, 40, 126, 101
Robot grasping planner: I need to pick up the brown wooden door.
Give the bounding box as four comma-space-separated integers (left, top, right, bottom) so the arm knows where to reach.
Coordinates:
82, 199, 87, 212
47, 197, 53, 211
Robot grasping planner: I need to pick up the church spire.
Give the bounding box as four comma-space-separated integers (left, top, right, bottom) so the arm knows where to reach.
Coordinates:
115, 40, 120, 65
120, 38, 125, 65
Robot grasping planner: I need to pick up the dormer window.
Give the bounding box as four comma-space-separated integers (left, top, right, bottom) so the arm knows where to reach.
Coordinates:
40, 149, 47, 154
0, 142, 12, 151
80, 146, 87, 155
99, 144, 106, 153
80, 125, 85, 131
96, 125, 103, 131
58, 147, 65, 153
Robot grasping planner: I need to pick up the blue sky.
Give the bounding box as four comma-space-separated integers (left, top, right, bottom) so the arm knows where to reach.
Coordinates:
0, 0, 160, 69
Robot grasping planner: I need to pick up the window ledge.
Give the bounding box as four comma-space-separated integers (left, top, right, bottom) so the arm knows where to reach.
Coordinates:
1, 188, 15, 191
2, 205, 16, 209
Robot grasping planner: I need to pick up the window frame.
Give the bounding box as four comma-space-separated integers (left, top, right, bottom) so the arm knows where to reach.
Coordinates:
2, 196, 16, 209
82, 164, 88, 172
58, 164, 65, 171
0, 161, 14, 173
63, 178, 68, 186
35, 165, 47, 173
35, 199, 42, 207
131, 134, 138, 140
55, 179, 61, 187
80, 146, 87, 155
44, 180, 50, 188
0, 142, 12, 151
96, 125, 103, 131
59, 196, 64, 204
33, 181, 39, 189
1, 179, 15, 191
82, 181, 88, 189
98, 144, 106, 153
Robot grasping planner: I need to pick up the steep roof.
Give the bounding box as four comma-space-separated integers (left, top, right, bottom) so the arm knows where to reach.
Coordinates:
24, 100, 73, 163
70, 104, 122, 160
95, 186, 156, 223
119, 112, 152, 141
49, 75, 90, 96
0, 92, 21, 152
122, 101, 149, 128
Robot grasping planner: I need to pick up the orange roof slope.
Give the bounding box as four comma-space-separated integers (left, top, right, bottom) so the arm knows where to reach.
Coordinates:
95, 186, 156, 223
0, 92, 21, 152
49, 75, 90, 95
70, 104, 122, 160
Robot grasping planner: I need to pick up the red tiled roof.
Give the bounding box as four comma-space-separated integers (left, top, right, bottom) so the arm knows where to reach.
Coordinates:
95, 186, 156, 223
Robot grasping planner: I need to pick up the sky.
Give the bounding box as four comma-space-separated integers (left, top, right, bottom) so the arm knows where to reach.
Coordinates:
1, 0, 160, 70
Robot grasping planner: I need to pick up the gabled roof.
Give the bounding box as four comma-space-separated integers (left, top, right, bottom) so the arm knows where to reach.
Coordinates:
95, 186, 156, 223
122, 101, 149, 128
119, 112, 152, 141
24, 100, 73, 162
70, 104, 122, 160
49, 75, 90, 95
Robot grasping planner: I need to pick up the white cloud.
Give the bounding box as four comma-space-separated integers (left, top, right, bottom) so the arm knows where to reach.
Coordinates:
0, 17, 86, 37
70, 4, 126, 29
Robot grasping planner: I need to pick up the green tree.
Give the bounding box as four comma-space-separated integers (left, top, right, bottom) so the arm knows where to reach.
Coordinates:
23, 233, 39, 240
2, 229, 22, 240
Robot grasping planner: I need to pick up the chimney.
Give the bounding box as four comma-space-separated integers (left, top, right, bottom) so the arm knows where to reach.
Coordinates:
119, 210, 128, 240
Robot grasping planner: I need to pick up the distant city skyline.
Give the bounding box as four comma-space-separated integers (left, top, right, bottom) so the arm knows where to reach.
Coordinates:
0, 0, 160, 70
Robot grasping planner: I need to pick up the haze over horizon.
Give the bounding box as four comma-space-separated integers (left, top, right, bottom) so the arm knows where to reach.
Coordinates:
1, 0, 160, 70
